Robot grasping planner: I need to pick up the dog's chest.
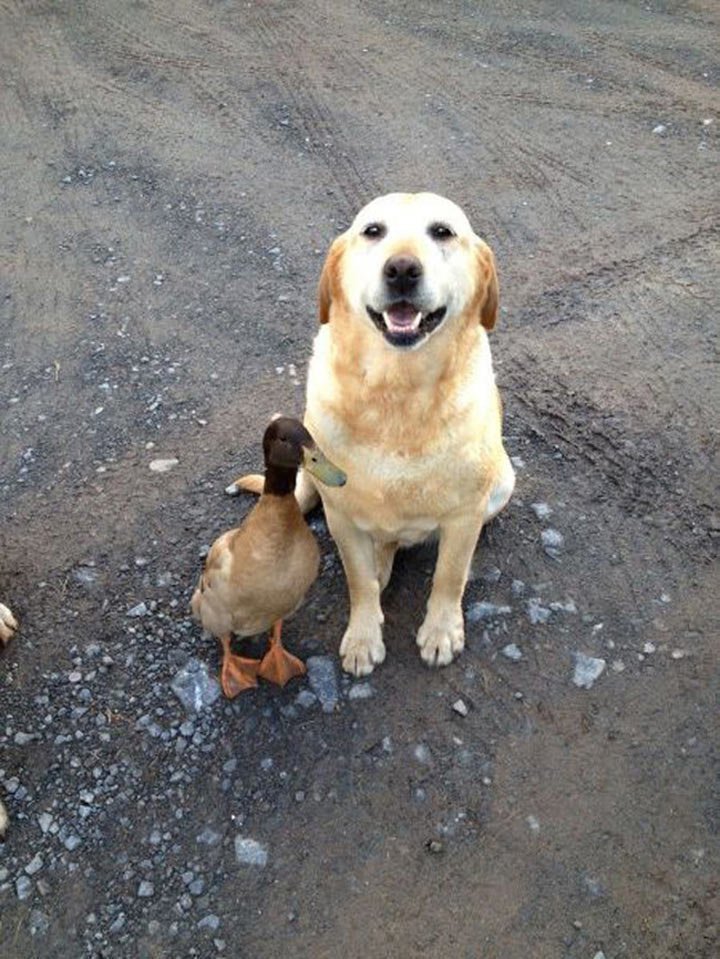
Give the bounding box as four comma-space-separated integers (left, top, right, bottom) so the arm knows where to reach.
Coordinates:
319, 438, 488, 542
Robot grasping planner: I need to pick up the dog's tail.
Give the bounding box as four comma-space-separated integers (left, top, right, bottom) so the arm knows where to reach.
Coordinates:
227, 470, 320, 515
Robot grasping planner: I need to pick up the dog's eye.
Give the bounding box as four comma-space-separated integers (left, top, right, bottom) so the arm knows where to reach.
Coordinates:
362, 222, 386, 240
429, 223, 455, 241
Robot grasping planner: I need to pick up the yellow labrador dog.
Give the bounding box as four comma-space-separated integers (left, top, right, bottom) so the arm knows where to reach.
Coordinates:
240, 192, 514, 675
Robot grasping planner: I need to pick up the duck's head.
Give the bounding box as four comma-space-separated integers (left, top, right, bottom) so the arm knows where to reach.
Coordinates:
263, 416, 346, 493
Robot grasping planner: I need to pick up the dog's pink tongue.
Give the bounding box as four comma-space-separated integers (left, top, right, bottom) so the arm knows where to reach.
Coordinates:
385, 303, 419, 329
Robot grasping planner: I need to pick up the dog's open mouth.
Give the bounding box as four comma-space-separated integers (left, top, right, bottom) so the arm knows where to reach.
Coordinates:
366, 302, 447, 348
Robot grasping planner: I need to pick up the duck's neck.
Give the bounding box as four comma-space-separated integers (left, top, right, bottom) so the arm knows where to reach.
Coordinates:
263, 465, 298, 497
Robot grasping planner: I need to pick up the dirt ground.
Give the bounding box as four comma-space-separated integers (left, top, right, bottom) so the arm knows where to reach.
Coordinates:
1, 1, 718, 956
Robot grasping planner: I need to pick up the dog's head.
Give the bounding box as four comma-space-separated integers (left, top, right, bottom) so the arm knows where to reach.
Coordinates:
318, 192, 498, 350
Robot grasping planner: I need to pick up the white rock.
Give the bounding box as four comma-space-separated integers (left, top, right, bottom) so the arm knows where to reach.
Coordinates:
234, 836, 268, 867
541, 528, 564, 550
466, 601, 512, 623
149, 458, 179, 473
530, 502, 552, 520
572, 653, 606, 689
348, 682, 374, 701
527, 598, 551, 625
452, 699, 469, 717
652, 123, 667, 134
501, 643, 522, 661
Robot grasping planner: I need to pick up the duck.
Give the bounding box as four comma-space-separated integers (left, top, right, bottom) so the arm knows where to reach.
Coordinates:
191, 416, 346, 697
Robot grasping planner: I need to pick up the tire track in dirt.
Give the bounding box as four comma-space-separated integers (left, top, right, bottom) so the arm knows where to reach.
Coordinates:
505, 358, 717, 559
248, 5, 381, 211
510, 218, 720, 329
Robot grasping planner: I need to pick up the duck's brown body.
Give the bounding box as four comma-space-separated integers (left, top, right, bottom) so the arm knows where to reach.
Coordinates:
191, 493, 320, 640
191, 415, 345, 696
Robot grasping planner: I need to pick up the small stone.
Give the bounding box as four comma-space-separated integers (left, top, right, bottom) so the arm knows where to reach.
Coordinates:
188, 877, 205, 896
171, 658, 221, 714
541, 528, 564, 555
224, 482, 240, 496
643, 642, 656, 654
72, 565, 98, 588
198, 915, 221, 932
593, 953, 607, 959
196, 826, 222, 846
29, 909, 50, 937
25, 853, 44, 876
652, 123, 667, 134
16, 875, 32, 900
235, 836, 268, 867
348, 682, 374, 701
306, 656, 340, 713
452, 699, 469, 717
108, 914, 126, 935
425, 839, 444, 854
38, 812, 53, 834
572, 653, 606, 689
671, 649, 687, 660
530, 502, 552, 520
511, 579, 526, 596
137, 880, 155, 898
527, 814, 540, 833
413, 743, 432, 764
126, 602, 148, 618
479, 565, 502, 585
68, 671, 83, 683
63, 834, 81, 852
14, 731, 36, 745
582, 875, 605, 899
501, 643, 522, 662
149, 458, 179, 473
466, 601, 512, 623
527, 598, 551, 625
549, 600, 577, 614
295, 689, 317, 708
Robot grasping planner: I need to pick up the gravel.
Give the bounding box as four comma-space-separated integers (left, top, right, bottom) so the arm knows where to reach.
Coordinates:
541, 528, 564, 557
234, 836, 268, 867
126, 601, 149, 618
15, 874, 32, 900
527, 598, 551, 625
501, 643, 523, 661
572, 653, 607, 689
25, 852, 44, 875
306, 656, 340, 713
466, 601, 512, 623
171, 658, 222, 713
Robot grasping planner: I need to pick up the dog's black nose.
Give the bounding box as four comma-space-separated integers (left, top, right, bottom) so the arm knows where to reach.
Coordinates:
383, 255, 423, 295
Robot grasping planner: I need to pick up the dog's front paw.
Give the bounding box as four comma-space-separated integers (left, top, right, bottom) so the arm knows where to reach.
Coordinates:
340, 623, 386, 677
0, 603, 18, 647
417, 608, 464, 667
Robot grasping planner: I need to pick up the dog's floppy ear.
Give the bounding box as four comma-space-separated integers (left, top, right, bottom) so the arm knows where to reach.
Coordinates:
318, 236, 345, 324
478, 243, 499, 331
